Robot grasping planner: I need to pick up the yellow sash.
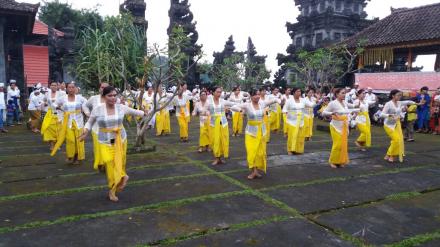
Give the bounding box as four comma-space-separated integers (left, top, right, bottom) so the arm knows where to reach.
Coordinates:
51, 109, 81, 156
396, 120, 405, 162
41, 108, 56, 134
332, 115, 349, 164
100, 125, 124, 191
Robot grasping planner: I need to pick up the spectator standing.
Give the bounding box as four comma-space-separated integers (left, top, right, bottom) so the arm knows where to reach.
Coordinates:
6, 80, 21, 125
365, 87, 378, 124
0, 83, 7, 133
415, 86, 431, 133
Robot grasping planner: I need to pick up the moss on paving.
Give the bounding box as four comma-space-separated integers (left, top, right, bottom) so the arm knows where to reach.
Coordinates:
0, 190, 250, 234
385, 229, 440, 247
146, 215, 293, 246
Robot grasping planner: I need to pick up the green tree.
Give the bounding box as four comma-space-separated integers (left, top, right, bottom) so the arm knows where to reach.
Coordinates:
286, 42, 365, 90
211, 54, 242, 91
39, 0, 103, 33
75, 14, 146, 90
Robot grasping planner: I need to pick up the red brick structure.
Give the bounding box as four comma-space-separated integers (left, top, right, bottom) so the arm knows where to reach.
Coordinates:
344, 3, 440, 92
355, 72, 440, 93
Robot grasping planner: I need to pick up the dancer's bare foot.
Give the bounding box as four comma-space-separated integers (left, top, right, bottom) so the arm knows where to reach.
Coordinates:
212, 158, 221, 166
108, 191, 119, 202
247, 173, 257, 180
198, 147, 203, 153
330, 164, 338, 169
255, 172, 263, 179
117, 176, 129, 192
384, 155, 390, 161
387, 157, 395, 163
288, 151, 293, 155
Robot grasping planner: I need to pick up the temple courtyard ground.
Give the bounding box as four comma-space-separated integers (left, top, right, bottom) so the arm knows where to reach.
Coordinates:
0, 118, 439, 247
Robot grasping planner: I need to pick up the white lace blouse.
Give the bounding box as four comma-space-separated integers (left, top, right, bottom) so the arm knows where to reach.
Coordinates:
85, 104, 144, 145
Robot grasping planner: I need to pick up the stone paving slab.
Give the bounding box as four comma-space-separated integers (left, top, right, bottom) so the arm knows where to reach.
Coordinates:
0, 195, 288, 247
268, 166, 440, 214
0, 163, 201, 197
0, 151, 188, 182
0, 175, 241, 228
314, 190, 440, 245
173, 218, 354, 247
226, 155, 422, 190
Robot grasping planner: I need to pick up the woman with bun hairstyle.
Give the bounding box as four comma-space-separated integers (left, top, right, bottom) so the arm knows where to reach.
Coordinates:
380, 89, 416, 163
322, 88, 360, 168
230, 88, 280, 179
80, 86, 147, 202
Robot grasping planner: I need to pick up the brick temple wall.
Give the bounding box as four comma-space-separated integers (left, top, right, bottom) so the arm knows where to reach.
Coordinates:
355, 72, 440, 92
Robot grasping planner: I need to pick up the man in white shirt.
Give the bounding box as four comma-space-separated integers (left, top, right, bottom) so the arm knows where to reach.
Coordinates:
7, 80, 21, 125
28, 88, 43, 133
0, 83, 7, 133
365, 87, 378, 123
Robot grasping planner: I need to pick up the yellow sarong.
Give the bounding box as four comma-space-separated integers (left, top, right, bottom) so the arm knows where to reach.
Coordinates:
232, 111, 244, 135
51, 110, 85, 161
177, 106, 189, 139
211, 115, 229, 158
92, 132, 103, 170
329, 115, 349, 165
41, 108, 59, 142
287, 112, 305, 154
100, 126, 127, 193
269, 105, 281, 131
304, 109, 314, 138
384, 120, 405, 162
356, 112, 371, 147
245, 120, 267, 173
283, 113, 287, 136
156, 109, 171, 136
199, 116, 211, 147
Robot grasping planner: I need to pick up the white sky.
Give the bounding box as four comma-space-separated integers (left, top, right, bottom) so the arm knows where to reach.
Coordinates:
27, 0, 440, 76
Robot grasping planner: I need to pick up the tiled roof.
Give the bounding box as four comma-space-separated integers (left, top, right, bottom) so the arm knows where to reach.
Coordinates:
33, 20, 65, 37
344, 3, 440, 48
0, 0, 39, 14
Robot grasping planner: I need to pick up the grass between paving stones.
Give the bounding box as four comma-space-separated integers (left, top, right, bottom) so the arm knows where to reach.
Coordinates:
0, 172, 210, 202
168, 147, 440, 247
180, 156, 372, 247
0, 190, 250, 235
385, 229, 440, 247
0, 167, 249, 202
259, 165, 437, 193
142, 215, 294, 246
1, 161, 196, 183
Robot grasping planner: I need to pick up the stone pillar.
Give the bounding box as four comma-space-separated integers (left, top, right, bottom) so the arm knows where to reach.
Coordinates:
0, 18, 6, 83
60, 25, 75, 83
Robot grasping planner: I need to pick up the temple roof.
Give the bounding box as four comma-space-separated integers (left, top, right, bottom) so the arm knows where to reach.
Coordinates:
33, 20, 65, 37
344, 3, 440, 48
0, 0, 39, 14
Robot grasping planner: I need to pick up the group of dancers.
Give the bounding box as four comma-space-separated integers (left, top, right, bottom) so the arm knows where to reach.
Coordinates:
20, 80, 417, 202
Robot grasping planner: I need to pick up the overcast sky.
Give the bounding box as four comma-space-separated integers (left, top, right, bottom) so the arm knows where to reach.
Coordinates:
28, 0, 440, 77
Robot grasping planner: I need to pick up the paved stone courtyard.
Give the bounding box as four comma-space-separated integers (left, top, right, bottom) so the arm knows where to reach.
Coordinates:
0, 118, 440, 247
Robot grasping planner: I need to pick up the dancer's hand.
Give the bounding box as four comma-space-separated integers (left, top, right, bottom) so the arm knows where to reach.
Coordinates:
79, 129, 89, 142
